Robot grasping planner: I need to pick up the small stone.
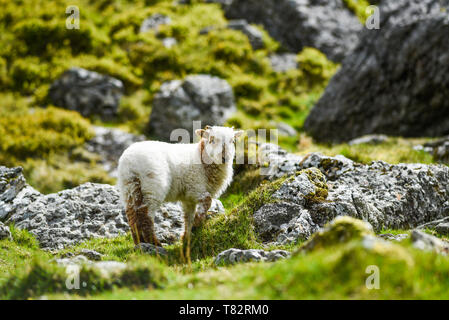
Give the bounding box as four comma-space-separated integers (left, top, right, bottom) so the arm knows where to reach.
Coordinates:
140, 14, 171, 33
80, 249, 103, 261
435, 223, 449, 236
135, 243, 168, 256
378, 233, 409, 242
348, 135, 388, 146
411, 230, 449, 255
0, 222, 12, 241
214, 248, 290, 266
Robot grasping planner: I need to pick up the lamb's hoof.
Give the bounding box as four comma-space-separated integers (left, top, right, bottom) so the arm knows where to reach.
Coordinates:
135, 243, 167, 256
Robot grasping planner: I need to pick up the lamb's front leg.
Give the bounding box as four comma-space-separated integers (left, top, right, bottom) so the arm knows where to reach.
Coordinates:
181, 202, 196, 263
193, 193, 212, 227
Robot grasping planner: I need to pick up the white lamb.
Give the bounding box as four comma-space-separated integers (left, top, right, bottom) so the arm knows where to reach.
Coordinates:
117, 126, 243, 251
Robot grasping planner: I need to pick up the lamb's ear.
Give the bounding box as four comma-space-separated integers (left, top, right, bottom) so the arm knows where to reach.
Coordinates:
234, 130, 244, 138
195, 129, 209, 139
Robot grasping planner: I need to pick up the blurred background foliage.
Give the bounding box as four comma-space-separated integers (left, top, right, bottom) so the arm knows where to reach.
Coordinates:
1, 0, 424, 195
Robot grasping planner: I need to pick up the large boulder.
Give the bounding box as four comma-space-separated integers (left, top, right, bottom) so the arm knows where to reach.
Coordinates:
254, 144, 449, 244
208, 0, 362, 62
148, 75, 236, 141
1, 166, 224, 250
304, 0, 449, 143
49, 67, 124, 120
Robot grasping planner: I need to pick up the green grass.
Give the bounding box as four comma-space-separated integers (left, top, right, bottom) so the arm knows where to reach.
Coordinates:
3, 214, 449, 300
297, 135, 436, 165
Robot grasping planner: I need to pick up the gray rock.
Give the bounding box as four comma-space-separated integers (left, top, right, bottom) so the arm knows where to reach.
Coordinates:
140, 14, 171, 33
269, 53, 298, 73
85, 126, 145, 178
49, 67, 124, 120
208, 0, 362, 62
214, 248, 290, 265
255, 144, 449, 244
148, 75, 236, 141
0, 221, 12, 241
411, 230, 449, 255
348, 134, 389, 146
304, 0, 449, 142
227, 20, 264, 50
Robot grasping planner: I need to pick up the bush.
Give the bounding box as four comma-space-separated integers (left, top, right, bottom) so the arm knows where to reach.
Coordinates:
0, 107, 93, 162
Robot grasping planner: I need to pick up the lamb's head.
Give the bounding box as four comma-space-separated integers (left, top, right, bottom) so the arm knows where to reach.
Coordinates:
196, 126, 244, 164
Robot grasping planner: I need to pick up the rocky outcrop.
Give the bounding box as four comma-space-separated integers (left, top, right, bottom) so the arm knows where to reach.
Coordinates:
208, 0, 362, 62
148, 75, 236, 141
1, 166, 224, 250
85, 126, 145, 178
304, 0, 449, 143
49, 67, 124, 120
255, 144, 449, 244
7, 183, 129, 250
214, 248, 290, 265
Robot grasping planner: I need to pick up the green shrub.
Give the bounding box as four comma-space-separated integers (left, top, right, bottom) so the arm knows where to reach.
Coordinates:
9, 57, 51, 94
0, 107, 93, 162
297, 47, 339, 85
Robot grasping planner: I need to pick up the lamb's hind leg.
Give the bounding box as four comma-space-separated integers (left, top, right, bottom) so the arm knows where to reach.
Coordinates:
125, 177, 161, 246
136, 202, 161, 246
